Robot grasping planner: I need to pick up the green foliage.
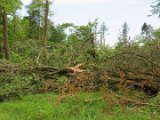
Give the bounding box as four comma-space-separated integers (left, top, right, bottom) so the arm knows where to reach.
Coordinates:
117, 22, 130, 48
8, 16, 31, 42
49, 24, 68, 42
153, 29, 160, 39
141, 22, 153, 40
149, 93, 160, 107
57, 76, 68, 85
0, 0, 22, 14
0, 71, 41, 97
150, 0, 160, 18
28, 0, 44, 11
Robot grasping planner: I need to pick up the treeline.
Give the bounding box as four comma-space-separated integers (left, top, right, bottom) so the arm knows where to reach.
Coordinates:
0, 0, 159, 60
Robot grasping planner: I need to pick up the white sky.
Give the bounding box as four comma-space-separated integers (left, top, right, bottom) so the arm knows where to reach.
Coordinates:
21, 0, 160, 46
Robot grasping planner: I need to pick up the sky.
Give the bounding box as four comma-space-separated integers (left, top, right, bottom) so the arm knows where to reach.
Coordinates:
21, 0, 160, 46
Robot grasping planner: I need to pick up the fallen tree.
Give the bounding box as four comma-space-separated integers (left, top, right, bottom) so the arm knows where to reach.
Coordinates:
0, 62, 160, 102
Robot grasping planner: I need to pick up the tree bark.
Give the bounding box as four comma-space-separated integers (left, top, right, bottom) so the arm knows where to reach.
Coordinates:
38, 9, 41, 47
89, 33, 96, 58
44, 0, 49, 48
2, 8, 10, 60
102, 31, 105, 46
0, 39, 2, 58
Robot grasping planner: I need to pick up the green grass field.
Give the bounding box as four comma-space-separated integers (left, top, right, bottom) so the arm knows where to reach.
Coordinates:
0, 92, 157, 120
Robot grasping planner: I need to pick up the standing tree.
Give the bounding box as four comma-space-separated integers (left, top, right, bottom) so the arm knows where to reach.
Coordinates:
0, 17, 2, 58
0, 0, 22, 60
44, 0, 50, 48
99, 22, 108, 46
122, 22, 129, 43
27, 0, 44, 45
27, 0, 53, 47
117, 22, 130, 47
141, 22, 153, 40
93, 18, 98, 43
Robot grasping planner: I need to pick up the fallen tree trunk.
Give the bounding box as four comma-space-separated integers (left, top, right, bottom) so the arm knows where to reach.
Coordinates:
0, 64, 84, 75
0, 64, 160, 96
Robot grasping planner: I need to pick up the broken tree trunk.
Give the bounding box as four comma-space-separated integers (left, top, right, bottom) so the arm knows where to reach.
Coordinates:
0, 64, 160, 95
0, 64, 84, 75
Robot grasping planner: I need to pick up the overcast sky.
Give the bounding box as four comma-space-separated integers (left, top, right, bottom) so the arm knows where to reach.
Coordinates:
21, 0, 160, 46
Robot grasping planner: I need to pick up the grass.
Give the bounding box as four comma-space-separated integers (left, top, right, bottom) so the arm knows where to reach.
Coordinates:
0, 92, 157, 120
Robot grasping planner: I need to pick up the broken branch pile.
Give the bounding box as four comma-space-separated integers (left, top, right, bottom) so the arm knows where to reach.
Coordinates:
0, 63, 160, 97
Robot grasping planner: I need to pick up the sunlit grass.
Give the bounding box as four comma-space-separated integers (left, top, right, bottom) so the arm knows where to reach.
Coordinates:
0, 92, 153, 120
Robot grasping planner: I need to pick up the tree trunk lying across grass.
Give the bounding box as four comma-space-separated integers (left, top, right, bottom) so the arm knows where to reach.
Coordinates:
0, 63, 160, 100
0, 64, 84, 74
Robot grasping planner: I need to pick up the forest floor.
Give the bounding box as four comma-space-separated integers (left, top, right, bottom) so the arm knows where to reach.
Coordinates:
0, 92, 158, 120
